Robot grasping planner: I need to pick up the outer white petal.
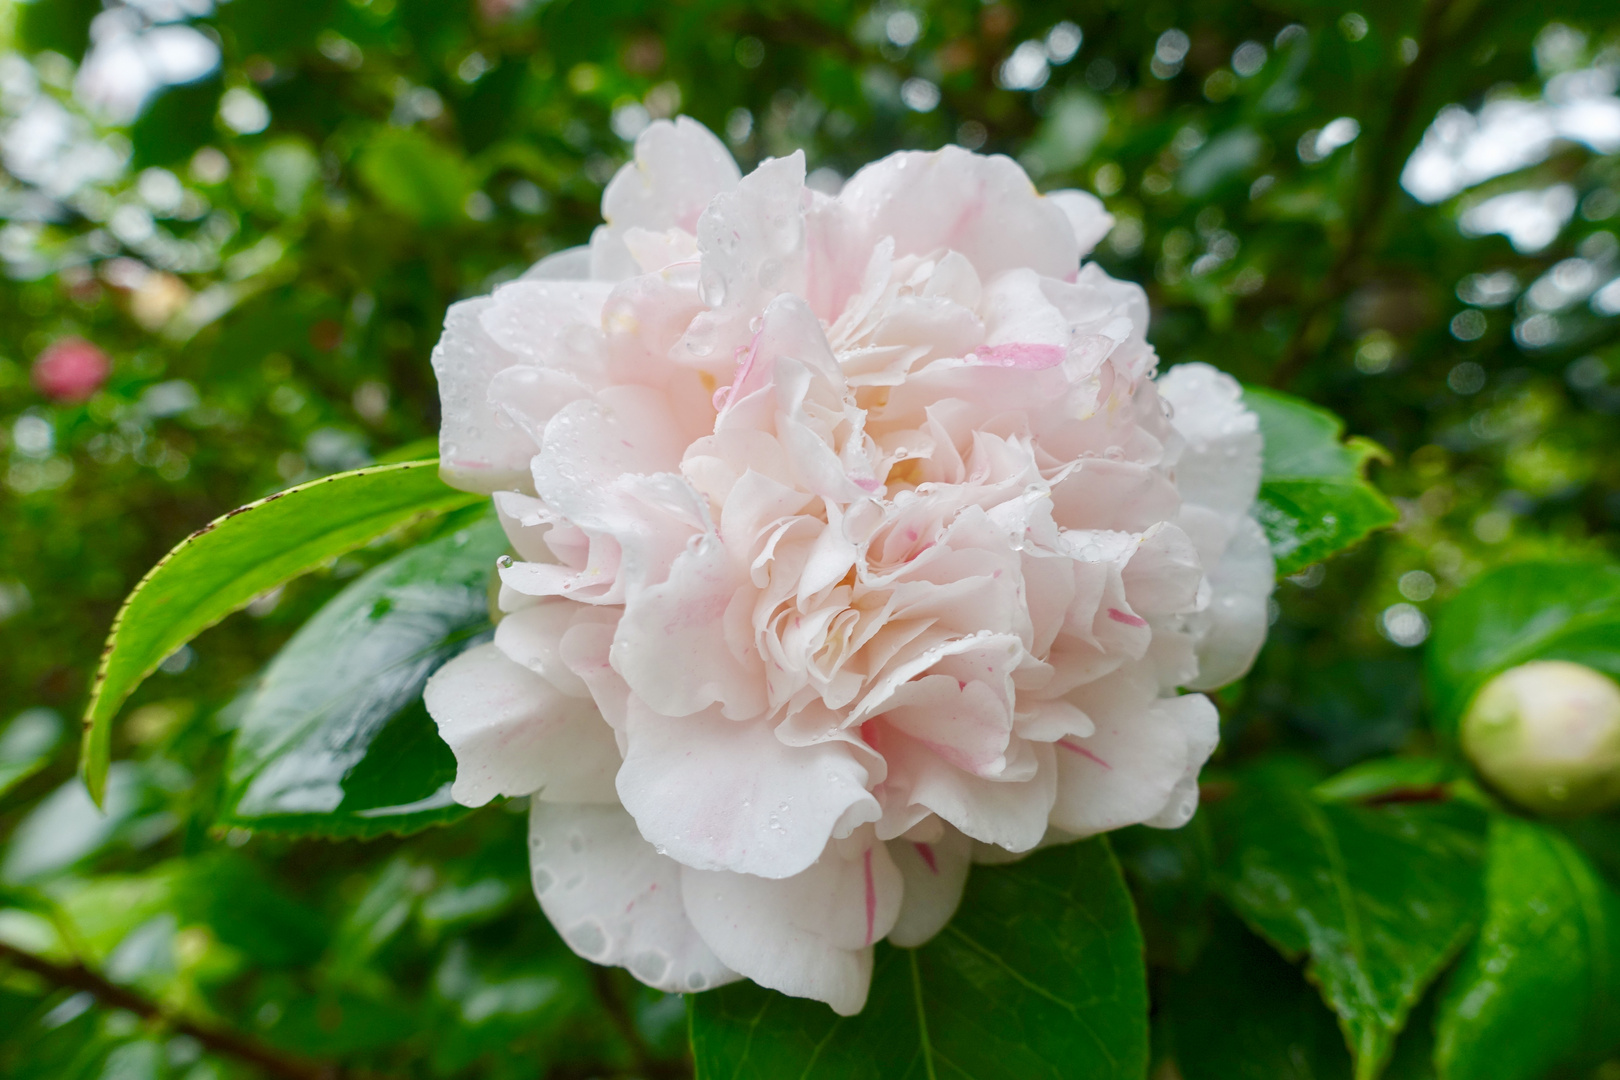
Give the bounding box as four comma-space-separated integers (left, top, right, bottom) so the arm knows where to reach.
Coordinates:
1142, 693, 1220, 829
838, 146, 1080, 280
423, 643, 620, 806
616, 697, 881, 879
681, 832, 901, 1015
1157, 361, 1263, 516
1048, 669, 1219, 836
886, 828, 973, 947
494, 491, 561, 565
479, 279, 612, 378
591, 117, 742, 281
493, 602, 593, 698
875, 727, 1056, 852
1046, 189, 1116, 260
1185, 515, 1275, 691
430, 298, 536, 494
530, 801, 738, 994
678, 152, 809, 366
523, 244, 593, 281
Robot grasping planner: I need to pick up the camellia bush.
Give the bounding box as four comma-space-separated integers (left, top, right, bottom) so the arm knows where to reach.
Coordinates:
2, 1, 1619, 1078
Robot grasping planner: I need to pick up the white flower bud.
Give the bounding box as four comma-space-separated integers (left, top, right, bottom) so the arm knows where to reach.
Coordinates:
1462, 660, 1620, 815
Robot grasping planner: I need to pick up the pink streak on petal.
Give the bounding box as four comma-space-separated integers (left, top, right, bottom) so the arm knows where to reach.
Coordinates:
1058, 739, 1112, 770
1107, 607, 1148, 627
863, 848, 877, 946
853, 476, 882, 492
976, 342, 1067, 370
729, 325, 766, 395
914, 842, 939, 874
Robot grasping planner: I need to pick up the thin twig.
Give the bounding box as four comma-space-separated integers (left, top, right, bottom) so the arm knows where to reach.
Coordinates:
0, 940, 340, 1080
1269, 0, 1461, 389
586, 965, 691, 1080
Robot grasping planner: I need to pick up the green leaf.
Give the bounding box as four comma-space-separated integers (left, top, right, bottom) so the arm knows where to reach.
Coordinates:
1, 765, 152, 885
81, 460, 481, 806
1434, 815, 1620, 1080
0, 709, 63, 799
218, 515, 507, 838
1215, 765, 1487, 1080
1245, 387, 1399, 576
356, 128, 472, 226
1114, 817, 1216, 971
1426, 559, 1620, 735
1313, 757, 1461, 804
1166, 914, 1352, 1080
689, 838, 1147, 1080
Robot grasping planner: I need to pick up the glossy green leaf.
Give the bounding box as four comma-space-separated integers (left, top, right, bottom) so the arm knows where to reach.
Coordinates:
1313, 757, 1461, 804
81, 459, 481, 806
1167, 914, 1352, 1080
1434, 816, 1620, 1080
218, 515, 506, 838
1114, 817, 1216, 971
689, 838, 1147, 1080
1245, 387, 1399, 576
1426, 559, 1620, 735
0, 709, 63, 799
1215, 766, 1486, 1080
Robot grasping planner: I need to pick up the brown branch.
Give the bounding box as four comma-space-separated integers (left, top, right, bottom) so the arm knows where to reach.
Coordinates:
1, 940, 694, 1080
1268, 0, 1461, 389
0, 940, 342, 1080
586, 965, 691, 1080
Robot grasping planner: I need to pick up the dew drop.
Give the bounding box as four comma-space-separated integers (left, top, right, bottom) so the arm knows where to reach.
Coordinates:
685, 328, 717, 357
700, 270, 728, 307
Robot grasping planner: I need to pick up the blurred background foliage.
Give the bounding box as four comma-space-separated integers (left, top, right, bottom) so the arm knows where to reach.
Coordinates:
0, 0, 1617, 1076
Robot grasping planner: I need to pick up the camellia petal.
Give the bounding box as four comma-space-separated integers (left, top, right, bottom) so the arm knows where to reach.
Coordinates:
680, 831, 902, 1016
886, 826, 974, 947
426, 116, 1273, 1013
616, 697, 882, 879
590, 117, 742, 282
529, 801, 739, 994
423, 643, 620, 806
1048, 669, 1220, 836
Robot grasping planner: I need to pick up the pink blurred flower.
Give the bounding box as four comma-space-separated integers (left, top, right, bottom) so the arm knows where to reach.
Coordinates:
32, 338, 111, 402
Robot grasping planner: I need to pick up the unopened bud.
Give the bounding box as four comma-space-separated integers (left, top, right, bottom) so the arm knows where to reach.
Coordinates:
1462, 660, 1620, 815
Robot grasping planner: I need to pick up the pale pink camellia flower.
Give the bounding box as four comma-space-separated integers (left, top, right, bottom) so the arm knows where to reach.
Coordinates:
33, 337, 112, 402
424, 118, 1275, 1014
